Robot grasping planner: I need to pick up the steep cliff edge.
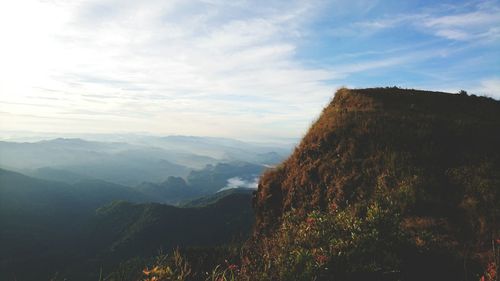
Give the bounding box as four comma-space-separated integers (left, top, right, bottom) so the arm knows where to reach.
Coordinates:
249, 87, 500, 280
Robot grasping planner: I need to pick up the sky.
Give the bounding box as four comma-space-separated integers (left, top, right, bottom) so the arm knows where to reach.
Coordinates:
0, 0, 499, 141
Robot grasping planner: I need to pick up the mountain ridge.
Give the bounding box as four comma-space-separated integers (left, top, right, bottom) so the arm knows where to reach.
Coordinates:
254, 87, 500, 234
247, 87, 500, 280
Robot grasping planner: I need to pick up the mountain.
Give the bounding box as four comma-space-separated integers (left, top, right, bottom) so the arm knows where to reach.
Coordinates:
135, 176, 197, 205
0, 169, 151, 280
7, 88, 499, 280
186, 162, 263, 194
0, 168, 149, 210
182, 187, 255, 207
149, 135, 292, 163
0, 168, 150, 249
28, 166, 93, 184
246, 88, 500, 281
135, 162, 264, 205
90, 193, 254, 260
0, 136, 291, 186
0, 139, 191, 186
0, 169, 255, 281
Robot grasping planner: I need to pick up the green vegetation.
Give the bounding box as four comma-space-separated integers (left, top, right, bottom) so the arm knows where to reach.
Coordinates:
0, 169, 254, 280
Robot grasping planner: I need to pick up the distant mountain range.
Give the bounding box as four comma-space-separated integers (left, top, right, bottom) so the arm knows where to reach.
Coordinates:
182, 187, 254, 208
0, 135, 293, 186
0, 134, 278, 280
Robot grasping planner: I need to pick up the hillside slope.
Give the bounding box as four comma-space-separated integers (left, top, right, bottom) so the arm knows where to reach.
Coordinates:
0, 169, 152, 280
182, 187, 254, 207
90, 193, 254, 259
0, 168, 254, 280
249, 88, 500, 280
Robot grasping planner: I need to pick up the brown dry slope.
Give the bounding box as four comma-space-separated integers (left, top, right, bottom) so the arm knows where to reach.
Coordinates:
248, 87, 500, 280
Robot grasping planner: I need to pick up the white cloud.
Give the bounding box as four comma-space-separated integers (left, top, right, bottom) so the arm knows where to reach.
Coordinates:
474, 78, 500, 99
219, 176, 259, 192
420, 7, 500, 41
0, 0, 335, 140
336, 2, 500, 42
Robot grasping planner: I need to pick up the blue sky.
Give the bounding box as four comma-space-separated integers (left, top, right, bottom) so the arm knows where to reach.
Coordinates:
0, 0, 499, 141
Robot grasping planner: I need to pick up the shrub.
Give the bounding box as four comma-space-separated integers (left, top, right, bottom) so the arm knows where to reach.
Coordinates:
242, 189, 411, 281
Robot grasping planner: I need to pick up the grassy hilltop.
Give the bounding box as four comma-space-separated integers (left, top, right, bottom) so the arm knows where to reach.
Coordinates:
248, 87, 500, 281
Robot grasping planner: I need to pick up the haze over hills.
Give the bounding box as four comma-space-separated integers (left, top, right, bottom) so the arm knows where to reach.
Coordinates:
0, 134, 291, 279
0, 135, 293, 186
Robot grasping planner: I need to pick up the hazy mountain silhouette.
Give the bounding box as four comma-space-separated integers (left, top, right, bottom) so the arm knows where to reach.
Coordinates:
0, 136, 291, 186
